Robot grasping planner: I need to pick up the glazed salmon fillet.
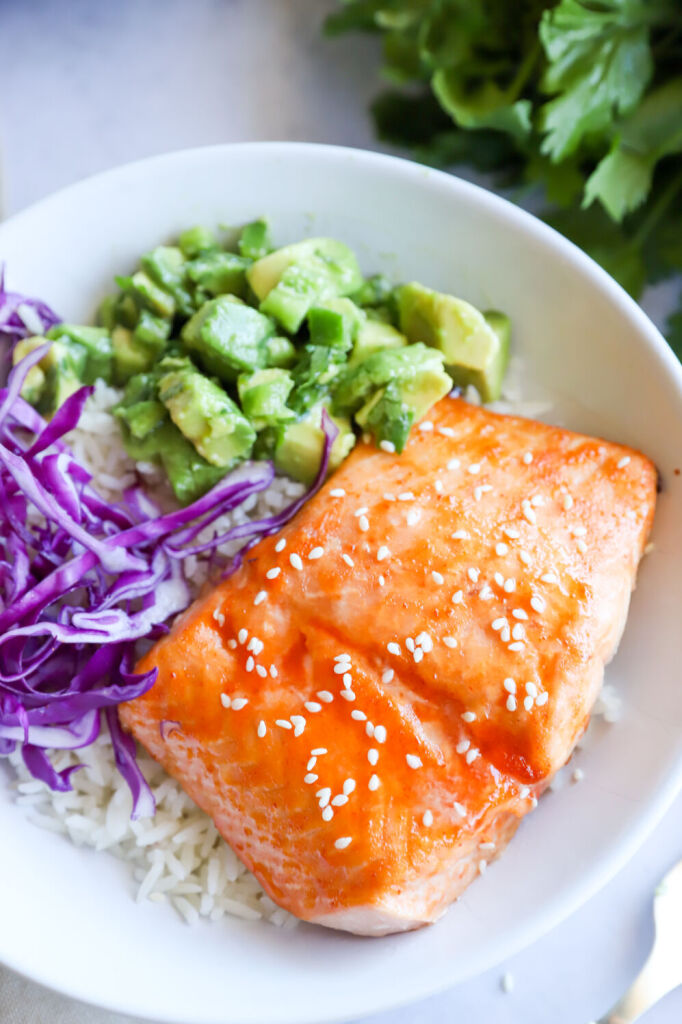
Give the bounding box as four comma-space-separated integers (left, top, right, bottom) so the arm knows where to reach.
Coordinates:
121, 397, 656, 935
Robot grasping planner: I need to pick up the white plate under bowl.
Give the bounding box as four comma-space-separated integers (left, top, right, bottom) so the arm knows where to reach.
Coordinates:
1, 144, 681, 1024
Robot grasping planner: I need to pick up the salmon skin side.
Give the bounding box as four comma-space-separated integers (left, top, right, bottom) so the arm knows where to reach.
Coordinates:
120, 397, 657, 935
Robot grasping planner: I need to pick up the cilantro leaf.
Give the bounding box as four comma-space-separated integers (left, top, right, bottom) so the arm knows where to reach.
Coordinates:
432, 72, 532, 144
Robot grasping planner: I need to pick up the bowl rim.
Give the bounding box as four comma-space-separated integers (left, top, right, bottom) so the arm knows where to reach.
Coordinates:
1, 140, 682, 1024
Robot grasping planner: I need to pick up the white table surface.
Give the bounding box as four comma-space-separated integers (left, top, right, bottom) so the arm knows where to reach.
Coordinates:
1, 2, 680, 1023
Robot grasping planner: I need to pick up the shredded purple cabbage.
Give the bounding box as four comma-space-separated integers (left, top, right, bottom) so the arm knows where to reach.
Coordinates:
0, 266, 60, 379
0, 337, 338, 817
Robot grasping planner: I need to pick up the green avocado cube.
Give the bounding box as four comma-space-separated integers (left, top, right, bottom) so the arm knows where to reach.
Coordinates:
237, 368, 294, 428
158, 357, 255, 468
274, 403, 355, 485
397, 282, 510, 403
12, 336, 49, 407
247, 238, 363, 334
263, 335, 297, 368
178, 225, 218, 259
16, 337, 88, 416
141, 246, 195, 317
186, 252, 251, 298
350, 273, 393, 308
349, 319, 407, 366
160, 430, 229, 505
238, 218, 273, 260
47, 324, 113, 384
181, 296, 274, 382
354, 381, 414, 452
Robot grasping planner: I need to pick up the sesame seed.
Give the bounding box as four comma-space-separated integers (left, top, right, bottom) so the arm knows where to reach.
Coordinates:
342, 554, 355, 567
276, 719, 292, 730
374, 725, 387, 744
368, 774, 380, 791
451, 529, 469, 540
343, 779, 356, 796
447, 458, 461, 471
333, 663, 348, 675
416, 631, 433, 652
474, 486, 483, 502
481, 584, 493, 602
478, 860, 487, 875
379, 440, 396, 452
572, 525, 587, 537
520, 551, 532, 566
468, 568, 480, 582
351, 709, 367, 721
366, 722, 375, 737
289, 553, 303, 571
304, 773, 318, 784
321, 806, 334, 821
368, 748, 379, 765
501, 972, 515, 994
270, 665, 278, 678
334, 653, 351, 662
422, 810, 434, 827
438, 426, 456, 438
378, 575, 386, 586
308, 546, 325, 559
304, 701, 322, 713
520, 785, 530, 799
334, 837, 352, 850
504, 678, 516, 693
454, 802, 467, 818
354, 506, 369, 517
340, 689, 356, 701
572, 768, 584, 782
536, 691, 549, 706
266, 567, 281, 580
468, 463, 481, 475
406, 509, 420, 526
504, 527, 521, 539
275, 538, 286, 552
316, 787, 331, 806
381, 669, 395, 684
541, 572, 558, 584
383, 492, 396, 501
387, 642, 401, 656
432, 570, 444, 585
419, 420, 434, 432
512, 624, 525, 641
331, 794, 348, 807
531, 495, 545, 508
246, 656, 255, 672
523, 504, 537, 525
452, 590, 464, 605
406, 754, 423, 769
248, 637, 264, 654
480, 841, 496, 851
405, 637, 415, 653
492, 617, 508, 631
530, 595, 546, 613
456, 739, 471, 755
506, 695, 517, 711
413, 648, 424, 663
290, 715, 306, 736
317, 691, 333, 703
257, 720, 266, 738
512, 609, 528, 620
508, 641, 524, 652
577, 539, 588, 554
311, 748, 327, 756
504, 578, 516, 593
358, 515, 369, 532
434, 480, 444, 493
254, 591, 267, 606
342, 673, 352, 686
256, 665, 267, 678
496, 543, 509, 556
220, 694, 231, 708
238, 629, 248, 645
398, 491, 415, 501
462, 711, 476, 723
523, 695, 534, 712
227, 639, 237, 649
465, 748, 480, 764
307, 757, 317, 771
329, 486, 347, 499
618, 456, 631, 469
494, 572, 504, 586
443, 636, 458, 648
563, 494, 574, 511
377, 545, 391, 561
500, 627, 511, 643
523, 452, 533, 465
525, 682, 538, 697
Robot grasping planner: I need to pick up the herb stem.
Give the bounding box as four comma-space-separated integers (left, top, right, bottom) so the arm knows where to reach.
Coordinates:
631, 167, 682, 248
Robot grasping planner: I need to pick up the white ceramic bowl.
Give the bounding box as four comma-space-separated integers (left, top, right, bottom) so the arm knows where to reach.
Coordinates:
1, 143, 681, 1024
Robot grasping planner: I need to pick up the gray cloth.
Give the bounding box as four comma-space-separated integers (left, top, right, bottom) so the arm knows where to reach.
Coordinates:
0, 967, 139, 1024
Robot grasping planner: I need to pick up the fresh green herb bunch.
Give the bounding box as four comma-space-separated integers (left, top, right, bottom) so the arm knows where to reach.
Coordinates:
325, 0, 682, 355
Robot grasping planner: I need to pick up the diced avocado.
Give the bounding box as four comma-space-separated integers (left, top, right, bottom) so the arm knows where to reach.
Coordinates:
160, 430, 229, 505
113, 289, 140, 329
397, 282, 510, 402
111, 325, 160, 383
96, 294, 117, 331
333, 343, 449, 417
289, 343, 347, 415
134, 309, 171, 348
274, 403, 355, 485
247, 238, 363, 333
349, 319, 407, 366
12, 336, 48, 406
181, 296, 274, 382
263, 335, 297, 368
354, 381, 414, 452
237, 368, 294, 428
46, 324, 113, 384
308, 297, 365, 351
116, 398, 167, 440
141, 246, 195, 317
115, 271, 176, 319
350, 273, 393, 308
158, 357, 255, 468
178, 225, 218, 259
186, 252, 250, 298
238, 218, 273, 260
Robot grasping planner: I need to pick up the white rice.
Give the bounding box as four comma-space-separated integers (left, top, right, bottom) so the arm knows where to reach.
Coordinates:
2, 375, 617, 926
